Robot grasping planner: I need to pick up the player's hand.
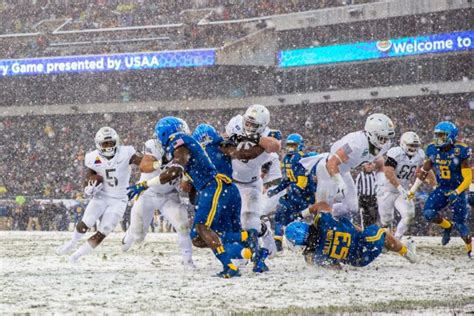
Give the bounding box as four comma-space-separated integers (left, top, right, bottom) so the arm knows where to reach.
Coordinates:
266, 189, 276, 198
127, 181, 148, 200
84, 180, 103, 197
229, 134, 245, 144
221, 138, 237, 148
407, 190, 416, 201
445, 190, 459, 205
244, 133, 261, 145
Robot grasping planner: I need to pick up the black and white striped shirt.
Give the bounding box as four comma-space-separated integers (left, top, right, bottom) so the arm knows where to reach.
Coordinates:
356, 171, 376, 196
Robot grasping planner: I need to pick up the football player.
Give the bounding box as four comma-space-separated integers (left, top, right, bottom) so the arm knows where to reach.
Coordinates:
408, 122, 472, 257
267, 134, 316, 252
56, 127, 142, 263
378, 132, 435, 239
127, 117, 268, 278
301, 113, 395, 218
121, 137, 194, 268
225, 104, 282, 253
192, 123, 274, 268
286, 202, 417, 268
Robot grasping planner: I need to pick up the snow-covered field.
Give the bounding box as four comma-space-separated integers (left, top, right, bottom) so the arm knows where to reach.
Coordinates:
1, 232, 473, 315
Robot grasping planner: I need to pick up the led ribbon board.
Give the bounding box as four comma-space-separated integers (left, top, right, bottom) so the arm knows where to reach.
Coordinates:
278, 30, 473, 68
0, 49, 215, 77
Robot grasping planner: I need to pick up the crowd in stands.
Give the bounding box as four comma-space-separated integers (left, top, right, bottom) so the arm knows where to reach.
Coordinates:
0, 0, 398, 59
1, 93, 471, 200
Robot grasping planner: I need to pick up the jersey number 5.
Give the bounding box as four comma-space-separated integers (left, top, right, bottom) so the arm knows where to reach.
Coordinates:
105, 169, 119, 187
330, 232, 351, 260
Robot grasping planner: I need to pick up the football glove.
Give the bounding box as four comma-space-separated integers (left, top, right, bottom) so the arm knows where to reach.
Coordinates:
84, 180, 103, 197
244, 133, 261, 145
127, 181, 149, 200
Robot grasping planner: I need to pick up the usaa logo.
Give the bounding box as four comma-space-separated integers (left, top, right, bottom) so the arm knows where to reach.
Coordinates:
454, 147, 461, 156
376, 40, 392, 53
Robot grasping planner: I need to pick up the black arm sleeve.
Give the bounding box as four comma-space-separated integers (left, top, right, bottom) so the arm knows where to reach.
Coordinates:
385, 156, 398, 168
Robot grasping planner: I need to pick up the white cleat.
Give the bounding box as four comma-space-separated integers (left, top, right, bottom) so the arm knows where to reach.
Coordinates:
55, 241, 76, 256
68, 254, 80, 264
121, 234, 134, 252
260, 219, 277, 258
404, 241, 418, 264
182, 259, 197, 270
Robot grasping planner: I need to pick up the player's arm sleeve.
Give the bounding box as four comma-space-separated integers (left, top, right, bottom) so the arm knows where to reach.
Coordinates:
292, 163, 309, 190
384, 156, 397, 168
271, 178, 290, 194
455, 146, 472, 194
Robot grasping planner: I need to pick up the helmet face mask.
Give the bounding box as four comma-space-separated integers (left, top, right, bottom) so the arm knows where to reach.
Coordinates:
364, 113, 395, 150
400, 131, 420, 156
433, 121, 458, 148
95, 127, 119, 158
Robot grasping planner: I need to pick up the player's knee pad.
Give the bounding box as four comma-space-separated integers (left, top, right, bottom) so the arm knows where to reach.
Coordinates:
76, 221, 88, 233
423, 208, 438, 221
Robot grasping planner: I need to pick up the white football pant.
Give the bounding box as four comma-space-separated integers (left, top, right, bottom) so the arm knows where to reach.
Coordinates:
378, 190, 415, 239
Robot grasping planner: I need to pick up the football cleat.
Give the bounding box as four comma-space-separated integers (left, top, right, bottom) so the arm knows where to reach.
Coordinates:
216, 267, 241, 278
404, 241, 418, 264
121, 234, 134, 252
253, 248, 269, 273
441, 223, 453, 246
55, 241, 76, 256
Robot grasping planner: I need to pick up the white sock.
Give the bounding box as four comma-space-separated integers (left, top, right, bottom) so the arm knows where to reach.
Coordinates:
71, 241, 94, 260
177, 232, 193, 262
71, 230, 85, 244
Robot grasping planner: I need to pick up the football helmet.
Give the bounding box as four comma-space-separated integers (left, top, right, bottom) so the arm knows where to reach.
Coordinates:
154, 116, 188, 148
285, 221, 310, 247
243, 104, 270, 135
192, 123, 222, 145
433, 121, 458, 147
364, 113, 395, 150
286, 133, 304, 152
400, 131, 421, 156
95, 127, 119, 158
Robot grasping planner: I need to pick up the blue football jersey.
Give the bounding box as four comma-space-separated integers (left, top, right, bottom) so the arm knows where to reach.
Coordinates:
309, 212, 360, 266
167, 133, 217, 191
425, 142, 472, 190
203, 140, 233, 179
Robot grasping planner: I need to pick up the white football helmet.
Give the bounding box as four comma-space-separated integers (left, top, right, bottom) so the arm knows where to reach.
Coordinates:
400, 131, 420, 156
364, 113, 395, 150
243, 104, 270, 135
95, 127, 119, 158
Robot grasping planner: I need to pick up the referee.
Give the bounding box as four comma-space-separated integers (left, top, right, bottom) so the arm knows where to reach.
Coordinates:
356, 162, 378, 227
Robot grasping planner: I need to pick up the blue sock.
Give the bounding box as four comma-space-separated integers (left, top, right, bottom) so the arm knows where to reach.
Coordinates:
275, 222, 284, 238
212, 245, 237, 270
247, 229, 260, 254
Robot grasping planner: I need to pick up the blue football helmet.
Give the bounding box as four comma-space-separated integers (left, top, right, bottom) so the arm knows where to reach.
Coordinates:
285, 221, 310, 246
286, 133, 304, 151
192, 124, 222, 145
433, 121, 458, 147
154, 116, 187, 148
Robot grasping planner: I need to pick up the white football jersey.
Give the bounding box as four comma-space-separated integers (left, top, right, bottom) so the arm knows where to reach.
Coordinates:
139, 139, 177, 195
262, 152, 282, 184
226, 115, 279, 183
330, 131, 388, 173
85, 145, 136, 199
385, 146, 425, 190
